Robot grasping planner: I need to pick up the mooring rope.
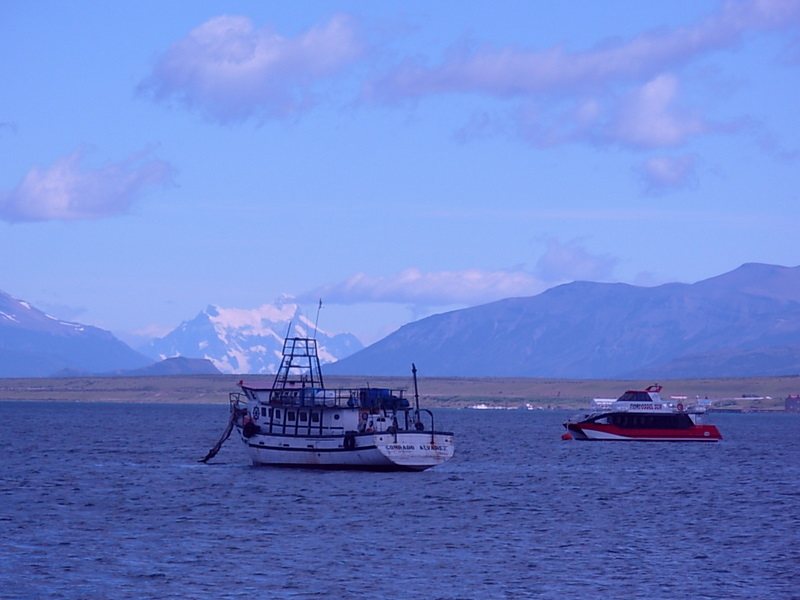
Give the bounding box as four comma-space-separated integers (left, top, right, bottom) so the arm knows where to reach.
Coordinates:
199, 409, 237, 463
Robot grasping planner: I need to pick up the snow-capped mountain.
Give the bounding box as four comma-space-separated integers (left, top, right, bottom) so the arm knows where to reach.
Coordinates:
0, 289, 152, 377
141, 299, 363, 374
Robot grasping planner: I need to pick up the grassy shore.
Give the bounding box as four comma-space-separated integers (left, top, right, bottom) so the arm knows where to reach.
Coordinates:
1, 373, 797, 411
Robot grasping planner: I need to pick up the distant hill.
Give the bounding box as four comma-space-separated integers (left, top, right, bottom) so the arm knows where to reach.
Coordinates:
49, 357, 221, 378
106, 356, 221, 376
140, 300, 362, 375
326, 263, 800, 379
0, 290, 153, 377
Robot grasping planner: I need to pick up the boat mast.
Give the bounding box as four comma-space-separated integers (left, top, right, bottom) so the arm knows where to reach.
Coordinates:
313, 298, 322, 340
412, 362, 420, 413
272, 322, 325, 389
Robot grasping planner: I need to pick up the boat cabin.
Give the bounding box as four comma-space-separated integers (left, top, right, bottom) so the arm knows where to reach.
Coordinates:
589, 412, 696, 430
237, 384, 416, 438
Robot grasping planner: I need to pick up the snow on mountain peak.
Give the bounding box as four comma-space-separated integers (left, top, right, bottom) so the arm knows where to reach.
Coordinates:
207, 303, 299, 333
143, 299, 362, 374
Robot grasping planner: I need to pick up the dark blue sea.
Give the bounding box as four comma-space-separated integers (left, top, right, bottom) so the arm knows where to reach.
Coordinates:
1, 402, 798, 600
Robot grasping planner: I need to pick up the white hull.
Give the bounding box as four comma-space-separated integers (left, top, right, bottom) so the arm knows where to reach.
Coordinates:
241, 428, 455, 471
200, 336, 455, 470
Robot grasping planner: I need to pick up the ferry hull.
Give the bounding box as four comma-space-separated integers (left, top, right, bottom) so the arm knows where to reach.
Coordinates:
566, 423, 722, 442
242, 429, 455, 471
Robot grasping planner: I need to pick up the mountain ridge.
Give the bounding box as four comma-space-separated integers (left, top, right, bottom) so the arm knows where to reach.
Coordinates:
0, 290, 153, 377
326, 263, 800, 378
3, 262, 799, 379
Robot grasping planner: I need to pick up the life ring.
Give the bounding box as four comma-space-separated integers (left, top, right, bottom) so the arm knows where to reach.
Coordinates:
677, 403, 684, 412
360, 412, 368, 421
344, 432, 356, 450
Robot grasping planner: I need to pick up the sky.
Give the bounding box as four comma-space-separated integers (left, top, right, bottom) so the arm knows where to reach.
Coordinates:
2, 0, 799, 347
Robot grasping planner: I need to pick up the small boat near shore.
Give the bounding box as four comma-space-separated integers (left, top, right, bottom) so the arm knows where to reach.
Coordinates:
563, 384, 722, 442
202, 335, 454, 471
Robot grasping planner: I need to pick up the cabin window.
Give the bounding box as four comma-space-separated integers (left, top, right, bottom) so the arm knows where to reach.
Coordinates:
288, 411, 296, 422
274, 409, 281, 420
299, 411, 308, 423
611, 413, 692, 429
261, 407, 267, 417
311, 412, 320, 423
333, 413, 340, 420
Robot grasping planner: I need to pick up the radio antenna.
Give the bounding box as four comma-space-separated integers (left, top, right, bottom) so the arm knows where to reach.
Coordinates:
313, 299, 322, 339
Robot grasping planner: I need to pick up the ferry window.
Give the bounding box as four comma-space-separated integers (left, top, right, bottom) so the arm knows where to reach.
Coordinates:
334, 413, 340, 420
311, 413, 320, 423
299, 411, 308, 422
261, 407, 267, 417
274, 409, 281, 420
288, 411, 296, 422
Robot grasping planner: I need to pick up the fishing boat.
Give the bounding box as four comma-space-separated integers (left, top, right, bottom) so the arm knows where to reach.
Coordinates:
563, 384, 722, 441
202, 335, 455, 470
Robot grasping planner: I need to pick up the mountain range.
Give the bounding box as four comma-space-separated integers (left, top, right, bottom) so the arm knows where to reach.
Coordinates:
2, 263, 799, 379
141, 301, 362, 375
326, 263, 800, 379
0, 290, 153, 377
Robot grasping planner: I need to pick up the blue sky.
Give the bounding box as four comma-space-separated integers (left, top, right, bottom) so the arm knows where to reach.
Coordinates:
2, 0, 799, 346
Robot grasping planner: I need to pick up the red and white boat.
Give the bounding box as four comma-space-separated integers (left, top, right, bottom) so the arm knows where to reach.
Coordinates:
563, 384, 722, 442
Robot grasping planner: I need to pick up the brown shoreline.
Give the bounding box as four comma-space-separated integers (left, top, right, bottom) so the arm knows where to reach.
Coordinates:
1, 373, 797, 411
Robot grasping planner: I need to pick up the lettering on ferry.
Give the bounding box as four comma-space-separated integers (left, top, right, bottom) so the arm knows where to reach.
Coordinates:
629, 404, 661, 410
421, 444, 446, 451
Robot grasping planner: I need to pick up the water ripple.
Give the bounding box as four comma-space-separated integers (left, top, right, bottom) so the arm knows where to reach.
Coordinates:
1, 403, 798, 599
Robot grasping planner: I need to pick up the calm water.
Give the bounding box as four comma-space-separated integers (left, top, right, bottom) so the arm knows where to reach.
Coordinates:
1, 403, 798, 600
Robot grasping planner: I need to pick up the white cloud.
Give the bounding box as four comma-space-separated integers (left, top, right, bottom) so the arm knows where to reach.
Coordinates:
141, 14, 363, 123
370, 0, 800, 99
638, 154, 699, 194
534, 237, 619, 283
366, 0, 800, 151
298, 267, 549, 306
0, 148, 175, 223
513, 75, 712, 149
297, 242, 619, 309
609, 74, 708, 148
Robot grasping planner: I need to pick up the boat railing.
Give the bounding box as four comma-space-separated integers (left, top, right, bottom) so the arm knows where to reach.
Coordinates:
230, 391, 248, 411
240, 385, 412, 411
